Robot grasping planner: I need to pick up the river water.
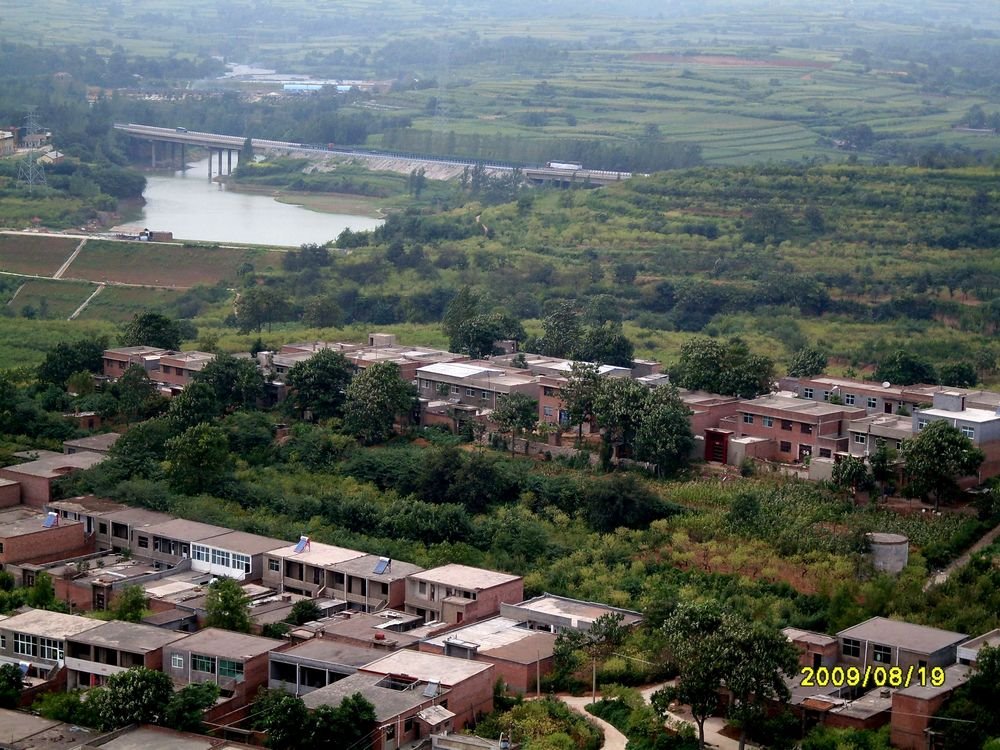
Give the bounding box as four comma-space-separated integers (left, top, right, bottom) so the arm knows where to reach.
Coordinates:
135, 157, 383, 246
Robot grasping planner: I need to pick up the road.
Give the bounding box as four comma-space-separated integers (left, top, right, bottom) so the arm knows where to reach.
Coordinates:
923, 519, 1000, 590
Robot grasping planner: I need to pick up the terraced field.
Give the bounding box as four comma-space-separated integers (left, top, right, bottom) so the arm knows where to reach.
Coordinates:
0, 235, 78, 277
76, 286, 183, 323
5, 279, 97, 320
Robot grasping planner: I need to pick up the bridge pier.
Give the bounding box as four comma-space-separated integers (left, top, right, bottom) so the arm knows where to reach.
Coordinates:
217, 149, 223, 178
208, 149, 213, 180
227, 149, 232, 174
150, 141, 156, 168
180, 143, 186, 169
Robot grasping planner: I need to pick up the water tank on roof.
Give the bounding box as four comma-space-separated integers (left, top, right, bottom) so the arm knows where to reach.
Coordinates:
866, 532, 909, 574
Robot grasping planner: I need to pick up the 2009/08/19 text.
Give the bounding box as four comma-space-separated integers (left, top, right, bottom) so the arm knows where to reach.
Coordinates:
800, 665, 946, 688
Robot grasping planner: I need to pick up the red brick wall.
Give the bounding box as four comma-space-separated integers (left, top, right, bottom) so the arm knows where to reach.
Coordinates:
891, 693, 948, 750
0, 524, 90, 565
0, 481, 21, 507
0, 472, 52, 506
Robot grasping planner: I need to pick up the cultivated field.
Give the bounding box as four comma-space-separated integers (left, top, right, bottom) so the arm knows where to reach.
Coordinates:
76, 286, 183, 323
5, 279, 97, 320
0, 235, 79, 277
63, 240, 285, 288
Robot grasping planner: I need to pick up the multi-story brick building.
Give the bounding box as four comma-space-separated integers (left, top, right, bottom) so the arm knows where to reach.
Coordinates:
101, 346, 167, 379
836, 617, 967, 672
64, 620, 189, 689
404, 564, 523, 626
913, 389, 1000, 482
0, 609, 102, 680
0, 453, 106, 506
730, 395, 865, 463
0, 507, 92, 567
157, 351, 216, 389
263, 539, 367, 597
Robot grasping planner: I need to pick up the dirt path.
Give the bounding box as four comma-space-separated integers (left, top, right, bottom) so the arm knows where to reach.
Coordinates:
559, 695, 628, 750
53, 237, 87, 279
638, 683, 751, 750
924, 520, 1000, 590
68, 283, 105, 320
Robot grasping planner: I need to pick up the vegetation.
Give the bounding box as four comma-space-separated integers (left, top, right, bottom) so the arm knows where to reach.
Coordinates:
477, 696, 603, 750
252, 689, 377, 750
204, 577, 252, 633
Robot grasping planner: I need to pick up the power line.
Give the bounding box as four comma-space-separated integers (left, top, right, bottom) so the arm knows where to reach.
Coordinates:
16, 112, 47, 192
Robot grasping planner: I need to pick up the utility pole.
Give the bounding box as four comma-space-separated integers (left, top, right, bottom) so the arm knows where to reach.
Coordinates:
16, 112, 47, 193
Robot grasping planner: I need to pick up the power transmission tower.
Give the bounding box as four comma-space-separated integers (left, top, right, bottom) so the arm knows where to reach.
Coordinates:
16, 113, 47, 192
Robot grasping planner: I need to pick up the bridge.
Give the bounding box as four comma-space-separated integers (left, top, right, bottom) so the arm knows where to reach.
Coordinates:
113, 123, 634, 184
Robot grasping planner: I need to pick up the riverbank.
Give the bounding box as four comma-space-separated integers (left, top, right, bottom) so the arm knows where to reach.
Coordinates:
222, 182, 385, 218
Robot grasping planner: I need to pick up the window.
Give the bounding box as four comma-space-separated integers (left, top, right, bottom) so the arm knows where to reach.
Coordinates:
895, 440, 902, 450
481, 391, 489, 399
742, 414, 754, 424
543, 406, 554, 417
800, 424, 813, 434
822, 391, 830, 402
762, 416, 773, 427
419, 379, 429, 389
779, 441, 792, 453
137, 536, 149, 549
961, 426, 975, 439
0, 635, 4, 649
543, 387, 556, 397
192, 654, 216, 673
0, 542, 3, 553
781, 420, 793, 431
14, 633, 35, 657
385, 725, 396, 740
844, 394, 855, 405
917, 419, 928, 431
803, 388, 814, 399
873, 644, 892, 664
418, 581, 427, 595
39, 637, 62, 661
854, 433, 867, 445
219, 659, 244, 679
192, 545, 210, 563
466, 388, 475, 396
819, 448, 832, 458
99, 522, 108, 534
450, 385, 459, 395
268, 558, 280, 572
234, 553, 251, 573
404, 718, 414, 733
211, 548, 230, 568
867, 397, 877, 409
171, 654, 183, 669
842, 638, 861, 658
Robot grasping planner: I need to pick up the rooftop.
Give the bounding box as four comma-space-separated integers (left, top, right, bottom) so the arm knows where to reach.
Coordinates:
298, 611, 424, 648
740, 394, 864, 418
410, 563, 521, 590
62, 432, 121, 452
918, 406, 1000, 424
957, 627, 1000, 656
104, 346, 168, 357
273, 637, 377, 667
1, 608, 104, 640
837, 617, 967, 653
782, 627, 838, 648
204, 530, 287, 555
416, 362, 506, 380
48, 496, 127, 516
0, 708, 97, 749
69, 620, 189, 652
361, 648, 493, 685
160, 351, 216, 365
167, 627, 283, 660
101, 506, 175, 528
302, 672, 437, 720
268, 539, 366, 566
0, 506, 83, 538
0, 451, 106, 478
896, 663, 971, 700
142, 518, 231, 542
425, 616, 557, 663
502, 593, 643, 629
332, 554, 424, 581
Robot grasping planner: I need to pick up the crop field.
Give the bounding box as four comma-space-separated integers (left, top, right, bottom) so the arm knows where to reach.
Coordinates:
5, 279, 97, 320
63, 240, 285, 287
0, 235, 78, 277
76, 286, 182, 323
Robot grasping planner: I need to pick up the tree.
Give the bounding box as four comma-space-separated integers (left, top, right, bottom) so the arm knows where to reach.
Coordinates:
90, 667, 173, 730
106, 416, 174, 480
634, 386, 694, 477
673, 337, 773, 398
163, 682, 220, 733
308, 693, 378, 750
113, 364, 159, 424
901, 420, 985, 511
343, 361, 416, 445
164, 423, 233, 495
286, 349, 353, 420
37, 337, 108, 386
301, 295, 343, 328
832, 455, 872, 500
286, 599, 321, 626
935, 645, 1000, 750
575, 323, 635, 368
562, 362, 602, 445
235, 287, 289, 333
194, 353, 264, 411
165, 380, 223, 431
875, 350, 937, 386
110, 584, 147, 622
938, 362, 978, 388
66, 370, 95, 396
442, 285, 477, 344
580, 472, 675, 532
119, 312, 183, 350
27, 571, 57, 609
241, 136, 255, 164
787, 347, 827, 378
537, 301, 582, 358
0, 663, 24, 709
491, 391, 538, 454
592, 377, 651, 461
205, 577, 251, 633
252, 689, 311, 750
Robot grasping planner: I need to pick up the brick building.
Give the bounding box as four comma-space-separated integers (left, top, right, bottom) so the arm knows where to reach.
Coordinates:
64, 620, 189, 689
405, 564, 524, 626
0, 506, 92, 567
0, 609, 102, 680
0, 453, 106, 506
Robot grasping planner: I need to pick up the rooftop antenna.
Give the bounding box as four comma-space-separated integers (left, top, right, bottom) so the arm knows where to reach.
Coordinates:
16, 111, 47, 193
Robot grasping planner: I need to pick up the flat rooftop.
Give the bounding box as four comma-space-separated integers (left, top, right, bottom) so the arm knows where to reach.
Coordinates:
46, 554, 161, 584
101, 506, 176, 528
0, 506, 83, 538
918, 406, 1000, 424
782, 627, 838, 648
63, 432, 121, 452
837, 617, 967, 653
332, 554, 424, 582
896, 663, 971, 700
740, 394, 865, 418
503, 593, 643, 628
1, 608, 104, 640
48, 496, 126, 515
425, 616, 557, 663
104, 346, 167, 357
69, 620, 189, 652
409, 563, 521, 590
268, 539, 366, 566
957, 627, 1000, 655
302, 672, 436, 720
0, 708, 97, 749
168, 627, 283, 660
273, 637, 376, 667
205, 530, 288, 555
300, 612, 424, 649
361, 648, 493, 685
0, 451, 106, 478
809, 377, 905, 395
142, 518, 231, 542
416, 362, 506, 379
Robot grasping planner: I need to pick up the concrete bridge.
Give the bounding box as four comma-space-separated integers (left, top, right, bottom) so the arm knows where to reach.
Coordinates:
113, 123, 634, 184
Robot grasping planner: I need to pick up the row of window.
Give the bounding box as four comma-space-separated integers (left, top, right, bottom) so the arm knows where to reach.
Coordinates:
418, 380, 493, 400
842, 638, 892, 663
853, 434, 905, 449
915, 419, 975, 439
802, 388, 877, 409
742, 414, 813, 434
191, 545, 252, 573
14, 633, 63, 661
177, 653, 244, 678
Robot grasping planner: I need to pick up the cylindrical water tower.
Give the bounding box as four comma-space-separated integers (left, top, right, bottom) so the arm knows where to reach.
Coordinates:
866, 532, 909, 574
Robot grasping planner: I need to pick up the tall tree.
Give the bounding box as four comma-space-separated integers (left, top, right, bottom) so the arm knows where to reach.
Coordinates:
194, 353, 264, 411
119, 312, 183, 350
163, 682, 220, 733
90, 667, 173, 730
901, 420, 984, 511
235, 287, 289, 333
286, 349, 353, 420
592, 377, 651, 460
491, 391, 538, 455
537, 301, 582, 358
442, 285, 478, 346
252, 689, 311, 750
562, 362, 602, 445
342, 361, 416, 444
164, 423, 233, 495
113, 364, 160, 424
165, 380, 223, 431
575, 323, 635, 368
875, 350, 937, 386
0, 663, 24, 709
452, 312, 525, 358
634, 386, 694, 477
205, 578, 252, 633
110, 584, 147, 622
674, 337, 773, 398
37, 337, 108, 386
787, 347, 827, 378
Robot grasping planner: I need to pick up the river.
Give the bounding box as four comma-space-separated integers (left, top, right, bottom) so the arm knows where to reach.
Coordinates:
133, 157, 384, 246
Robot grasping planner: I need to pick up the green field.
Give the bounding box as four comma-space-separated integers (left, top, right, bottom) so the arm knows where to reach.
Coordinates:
0, 234, 78, 276
76, 285, 183, 323
6, 279, 97, 320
